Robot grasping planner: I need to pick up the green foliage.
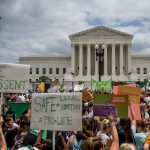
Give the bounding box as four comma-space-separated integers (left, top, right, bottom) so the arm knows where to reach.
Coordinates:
78, 81, 84, 85
39, 76, 49, 82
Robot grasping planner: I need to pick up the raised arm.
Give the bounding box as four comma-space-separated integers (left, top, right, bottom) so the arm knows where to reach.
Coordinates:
56, 131, 67, 150
129, 101, 136, 125
108, 113, 119, 150
0, 116, 7, 150
33, 130, 43, 149
25, 105, 31, 119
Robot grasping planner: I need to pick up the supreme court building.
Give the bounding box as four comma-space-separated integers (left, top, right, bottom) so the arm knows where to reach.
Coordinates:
19, 26, 150, 84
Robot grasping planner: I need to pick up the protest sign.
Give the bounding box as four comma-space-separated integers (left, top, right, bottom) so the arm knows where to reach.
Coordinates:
111, 95, 128, 118
93, 94, 128, 118
0, 63, 30, 93
93, 104, 118, 120
91, 79, 112, 91
113, 86, 118, 95
82, 90, 93, 102
125, 84, 136, 87
118, 85, 142, 104
113, 84, 136, 95
74, 84, 84, 92
30, 93, 82, 131
128, 103, 141, 120
38, 82, 45, 92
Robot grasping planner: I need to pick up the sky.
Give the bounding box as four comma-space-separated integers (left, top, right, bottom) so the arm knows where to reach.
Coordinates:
0, 0, 150, 63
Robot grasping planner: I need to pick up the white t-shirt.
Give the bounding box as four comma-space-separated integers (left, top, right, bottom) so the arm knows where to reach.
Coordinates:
97, 131, 112, 145
18, 147, 38, 150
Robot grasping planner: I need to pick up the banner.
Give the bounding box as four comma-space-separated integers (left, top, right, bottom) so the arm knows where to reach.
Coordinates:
31, 93, 82, 131
91, 79, 111, 91
0, 63, 30, 93
6, 102, 30, 117
118, 85, 142, 104
93, 94, 128, 118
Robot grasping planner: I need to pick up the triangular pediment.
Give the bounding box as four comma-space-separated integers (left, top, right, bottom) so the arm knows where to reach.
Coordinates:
69, 26, 134, 38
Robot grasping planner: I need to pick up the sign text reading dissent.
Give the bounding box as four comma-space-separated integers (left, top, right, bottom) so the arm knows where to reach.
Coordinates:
0, 79, 28, 91
0, 63, 30, 93
31, 93, 82, 131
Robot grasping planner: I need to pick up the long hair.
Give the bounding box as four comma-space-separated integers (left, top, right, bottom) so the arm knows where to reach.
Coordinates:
118, 118, 135, 144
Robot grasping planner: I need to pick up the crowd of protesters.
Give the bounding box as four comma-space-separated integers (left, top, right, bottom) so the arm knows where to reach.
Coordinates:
1, 82, 150, 150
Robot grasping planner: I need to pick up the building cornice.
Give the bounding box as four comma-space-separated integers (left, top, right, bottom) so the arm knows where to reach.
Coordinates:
132, 55, 150, 58
69, 26, 134, 39
19, 55, 71, 61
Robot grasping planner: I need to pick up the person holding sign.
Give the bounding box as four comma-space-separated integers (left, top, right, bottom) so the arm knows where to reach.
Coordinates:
96, 113, 119, 150
129, 101, 148, 150
66, 113, 119, 150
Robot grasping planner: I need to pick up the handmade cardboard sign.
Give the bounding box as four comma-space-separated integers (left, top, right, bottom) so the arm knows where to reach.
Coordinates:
0, 63, 30, 93
31, 93, 82, 131
93, 104, 118, 119
118, 85, 142, 104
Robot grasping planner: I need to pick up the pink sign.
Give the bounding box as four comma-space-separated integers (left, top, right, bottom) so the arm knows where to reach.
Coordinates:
113, 86, 118, 95
128, 103, 141, 120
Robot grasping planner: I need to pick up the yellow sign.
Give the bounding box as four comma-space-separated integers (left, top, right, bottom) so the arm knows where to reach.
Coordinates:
38, 82, 45, 92
118, 85, 142, 104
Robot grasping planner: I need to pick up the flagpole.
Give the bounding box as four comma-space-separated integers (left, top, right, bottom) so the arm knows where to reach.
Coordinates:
91, 77, 92, 91
0, 92, 3, 114
53, 131, 55, 150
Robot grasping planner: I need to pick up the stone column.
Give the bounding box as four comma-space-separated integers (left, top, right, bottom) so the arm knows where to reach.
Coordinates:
120, 44, 124, 75
95, 47, 98, 76
71, 43, 75, 75
128, 44, 132, 75
87, 44, 91, 76
112, 44, 116, 75
104, 44, 108, 76
79, 44, 83, 76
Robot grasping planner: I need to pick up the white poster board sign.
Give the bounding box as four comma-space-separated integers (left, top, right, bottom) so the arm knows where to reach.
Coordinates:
31, 93, 82, 131
74, 84, 84, 92
0, 63, 30, 93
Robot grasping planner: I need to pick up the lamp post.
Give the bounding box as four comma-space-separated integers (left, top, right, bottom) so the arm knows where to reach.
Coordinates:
95, 44, 105, 81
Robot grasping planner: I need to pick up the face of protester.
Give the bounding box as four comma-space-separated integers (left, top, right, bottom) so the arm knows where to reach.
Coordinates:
105, 124, 111, 134
136, 125, 142, 132
5, 118, 14, 129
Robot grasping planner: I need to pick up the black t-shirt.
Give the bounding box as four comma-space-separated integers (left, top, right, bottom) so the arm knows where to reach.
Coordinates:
5, 127, 18, 148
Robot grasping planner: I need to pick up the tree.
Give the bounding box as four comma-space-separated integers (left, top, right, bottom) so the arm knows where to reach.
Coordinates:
39, 75, 49, 82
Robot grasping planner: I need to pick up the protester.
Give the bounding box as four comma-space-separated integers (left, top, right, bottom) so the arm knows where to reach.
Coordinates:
11, 116, 29, 149
0, 116, 7, 150
129, 101, 148, 150
120, 143, 137, 150
1, 80, 150, 150
117, 118, 135, 145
